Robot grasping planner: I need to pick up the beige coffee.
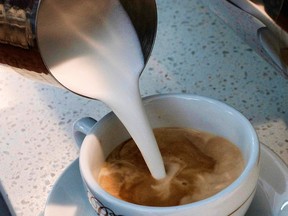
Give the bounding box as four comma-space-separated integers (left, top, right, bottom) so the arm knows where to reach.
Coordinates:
97, 127, 244, 207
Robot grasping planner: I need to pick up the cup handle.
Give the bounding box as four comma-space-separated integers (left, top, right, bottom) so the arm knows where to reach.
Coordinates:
73, 117, 97, 149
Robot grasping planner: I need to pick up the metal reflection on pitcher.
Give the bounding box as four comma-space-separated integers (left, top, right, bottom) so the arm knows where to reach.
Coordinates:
0, 0, 53, 84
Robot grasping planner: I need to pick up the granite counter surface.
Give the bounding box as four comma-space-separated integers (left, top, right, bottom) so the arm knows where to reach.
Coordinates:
0, 0, 287, 215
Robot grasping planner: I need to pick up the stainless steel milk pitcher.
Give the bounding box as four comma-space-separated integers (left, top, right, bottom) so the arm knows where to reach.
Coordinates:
0, 0, 157, 88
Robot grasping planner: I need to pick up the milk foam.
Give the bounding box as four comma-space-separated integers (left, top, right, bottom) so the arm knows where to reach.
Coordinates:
98, 128, 245, 207
45, 0, 166, 179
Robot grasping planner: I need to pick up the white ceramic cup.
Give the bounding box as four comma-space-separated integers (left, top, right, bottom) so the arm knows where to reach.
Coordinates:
73, 94, 260, 216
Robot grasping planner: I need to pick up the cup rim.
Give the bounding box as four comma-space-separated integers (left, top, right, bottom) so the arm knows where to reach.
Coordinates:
79, 93, 260, 211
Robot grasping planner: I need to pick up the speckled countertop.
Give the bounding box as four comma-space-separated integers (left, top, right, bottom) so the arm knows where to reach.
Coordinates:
0, 0, 287, 215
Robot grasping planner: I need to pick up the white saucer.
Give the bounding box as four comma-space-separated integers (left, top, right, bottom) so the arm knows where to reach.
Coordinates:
44, 144, 288, 216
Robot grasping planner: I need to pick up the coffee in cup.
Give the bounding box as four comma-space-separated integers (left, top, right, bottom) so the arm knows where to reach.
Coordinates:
98, 127, 244, 206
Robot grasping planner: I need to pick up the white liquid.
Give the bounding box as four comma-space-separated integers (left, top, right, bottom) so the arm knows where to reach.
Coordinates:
39, 0, 166, 179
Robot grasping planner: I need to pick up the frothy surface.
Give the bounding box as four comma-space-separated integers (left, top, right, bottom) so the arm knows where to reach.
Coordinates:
98, 128, 244, 206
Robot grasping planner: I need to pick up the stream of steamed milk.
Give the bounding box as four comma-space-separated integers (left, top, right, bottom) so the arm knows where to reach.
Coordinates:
45, 0, 166, 179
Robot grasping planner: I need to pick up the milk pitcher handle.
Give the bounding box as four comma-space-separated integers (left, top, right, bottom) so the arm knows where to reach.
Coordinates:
73, 117, 97, 149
